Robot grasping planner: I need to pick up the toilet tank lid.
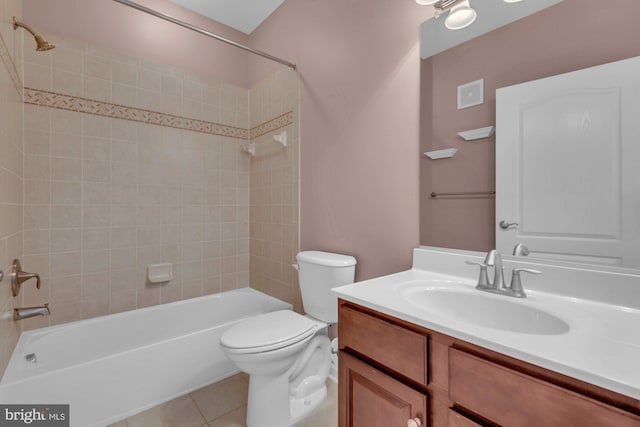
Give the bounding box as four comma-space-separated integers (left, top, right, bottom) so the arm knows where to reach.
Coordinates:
296, 251, 357, 267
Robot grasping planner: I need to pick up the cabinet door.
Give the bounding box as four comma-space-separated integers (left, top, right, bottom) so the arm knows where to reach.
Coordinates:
339, 351, 427, 427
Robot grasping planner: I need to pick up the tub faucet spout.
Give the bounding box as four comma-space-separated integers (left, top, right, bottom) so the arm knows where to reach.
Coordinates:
14, 303, 50, 321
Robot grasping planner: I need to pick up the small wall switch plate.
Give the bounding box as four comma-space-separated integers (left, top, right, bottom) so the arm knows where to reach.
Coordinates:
458, 79, 484, 109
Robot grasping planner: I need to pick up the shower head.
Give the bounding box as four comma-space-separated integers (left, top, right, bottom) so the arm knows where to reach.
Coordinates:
13, 17, 55, 51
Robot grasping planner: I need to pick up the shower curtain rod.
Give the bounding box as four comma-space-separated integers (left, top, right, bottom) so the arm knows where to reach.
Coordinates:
112, 0, 297, 70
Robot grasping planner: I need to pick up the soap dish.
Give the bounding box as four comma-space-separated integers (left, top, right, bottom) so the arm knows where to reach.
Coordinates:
424, 148, 458, 160
148, 263, 173, 283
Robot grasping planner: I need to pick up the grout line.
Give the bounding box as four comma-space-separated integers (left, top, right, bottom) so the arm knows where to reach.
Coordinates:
187, 392, 209, 425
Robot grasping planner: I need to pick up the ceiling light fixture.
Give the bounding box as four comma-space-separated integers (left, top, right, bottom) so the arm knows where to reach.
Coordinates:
415, 0, 439, 4
444, 0, 477, 30
429, 0, 477, 31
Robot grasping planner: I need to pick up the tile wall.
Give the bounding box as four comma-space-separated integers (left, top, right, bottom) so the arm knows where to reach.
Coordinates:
248, 67, 300, 310
20, 33, 252, 330
0, 1, 25, 375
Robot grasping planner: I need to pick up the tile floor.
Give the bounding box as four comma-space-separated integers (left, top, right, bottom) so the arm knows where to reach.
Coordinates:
107, 374, 338, 427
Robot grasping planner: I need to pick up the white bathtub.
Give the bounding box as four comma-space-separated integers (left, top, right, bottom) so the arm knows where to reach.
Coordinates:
0, 287, 290, 427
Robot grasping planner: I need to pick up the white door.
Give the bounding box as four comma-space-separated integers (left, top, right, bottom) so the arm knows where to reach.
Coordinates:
496, 56, 640, 267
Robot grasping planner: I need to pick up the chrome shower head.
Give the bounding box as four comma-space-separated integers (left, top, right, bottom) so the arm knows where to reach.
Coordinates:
13, 16, 55, 51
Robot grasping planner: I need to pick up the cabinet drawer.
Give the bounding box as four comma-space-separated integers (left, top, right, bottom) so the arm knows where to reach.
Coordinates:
448, 409, 482, 427
449, 348, 640, 427
339, 305, 427, 385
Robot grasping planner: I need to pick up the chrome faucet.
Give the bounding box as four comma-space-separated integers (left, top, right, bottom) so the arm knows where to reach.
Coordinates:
466, 249, 505, 291
14, 303, 50, 321
484, 249, 507, 290
466, 250, 541, 298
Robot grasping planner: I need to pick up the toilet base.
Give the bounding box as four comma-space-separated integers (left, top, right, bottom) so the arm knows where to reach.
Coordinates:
246, 376, 329, 427
244, 335, 331, 427
290, 383, 328, 425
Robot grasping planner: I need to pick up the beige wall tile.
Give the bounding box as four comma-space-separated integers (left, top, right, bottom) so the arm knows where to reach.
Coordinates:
51, 132, 82, 158
51, 205, 81, 228
24, 62, 52, 91
24, 180, 50, 204
50, 251, 82, 277
83, 54, 111, 80
52, 46, 84, 74
51, 181, 80, 204
24, 205, 50, 229
83, 205, 110, 227
50, 275, 81, 301
24, 129, 50, 155
83, 76, 111, 102
110, 289, 137, 314
112, 60, 137, 86
53, 69, 82, 97
51, 157, 81, 181
112, 82, 137, 106
51, 228, 81, 253
24, 229, 50, 255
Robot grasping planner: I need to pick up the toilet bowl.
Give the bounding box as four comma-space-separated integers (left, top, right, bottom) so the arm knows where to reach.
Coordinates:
220, 251, 356, 427
221, 310, 331, 426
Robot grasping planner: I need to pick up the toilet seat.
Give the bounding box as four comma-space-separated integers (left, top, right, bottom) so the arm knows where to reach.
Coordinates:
221, 310, 317, 354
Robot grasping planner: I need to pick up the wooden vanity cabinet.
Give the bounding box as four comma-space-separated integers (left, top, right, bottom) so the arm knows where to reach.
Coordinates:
338, 299, 640, 427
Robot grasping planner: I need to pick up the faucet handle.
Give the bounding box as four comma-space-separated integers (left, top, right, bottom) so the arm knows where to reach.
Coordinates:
509, 268, 541, 298
465, 260, 487, 267
465, 260, 490, 288
10, 259, 41, 297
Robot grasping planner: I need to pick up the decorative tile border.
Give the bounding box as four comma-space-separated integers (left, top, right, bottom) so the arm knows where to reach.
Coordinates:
250, 111, 295, 140
24, 88, 295, 143
0, 31, 23, 99
24, 88, 250, 140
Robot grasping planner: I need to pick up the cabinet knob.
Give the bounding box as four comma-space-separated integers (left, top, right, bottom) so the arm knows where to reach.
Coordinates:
407, 418, 422, 427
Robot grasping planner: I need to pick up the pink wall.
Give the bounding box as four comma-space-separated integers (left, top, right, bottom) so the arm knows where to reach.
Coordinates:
420, 0, 640, 252
250, 0, 431, 280
22, 0, 250, 87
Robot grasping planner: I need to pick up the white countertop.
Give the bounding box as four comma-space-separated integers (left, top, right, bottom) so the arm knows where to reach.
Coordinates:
332, 247, 640, 400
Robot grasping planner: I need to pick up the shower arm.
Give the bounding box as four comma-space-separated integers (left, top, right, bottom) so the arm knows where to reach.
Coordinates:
112, 0, 297, 70
13, 17, 38, 37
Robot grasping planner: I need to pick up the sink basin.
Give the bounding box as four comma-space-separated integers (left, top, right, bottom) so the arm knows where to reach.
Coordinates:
399, 283, 570, 335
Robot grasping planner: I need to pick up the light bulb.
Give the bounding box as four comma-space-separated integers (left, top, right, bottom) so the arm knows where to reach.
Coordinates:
445, 0, 477, 30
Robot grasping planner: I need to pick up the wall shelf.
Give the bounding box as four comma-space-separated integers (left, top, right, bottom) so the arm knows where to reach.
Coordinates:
458, 126, 495, 141
424, 148, 458, 160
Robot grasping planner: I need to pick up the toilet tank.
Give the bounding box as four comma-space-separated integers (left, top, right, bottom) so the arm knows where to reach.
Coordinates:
296, 251, 357, 323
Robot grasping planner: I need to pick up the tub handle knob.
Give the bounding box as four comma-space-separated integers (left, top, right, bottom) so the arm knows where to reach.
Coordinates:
10, 259, 41, 297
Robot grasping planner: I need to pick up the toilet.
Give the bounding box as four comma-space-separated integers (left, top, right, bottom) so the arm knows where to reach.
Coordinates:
220, 251, 356, 427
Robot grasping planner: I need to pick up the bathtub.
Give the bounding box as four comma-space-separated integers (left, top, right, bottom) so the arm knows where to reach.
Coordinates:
0, 287, 290, 427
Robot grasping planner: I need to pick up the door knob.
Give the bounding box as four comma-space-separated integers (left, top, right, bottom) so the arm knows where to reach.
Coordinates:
499, 220, 519, 230
407, 418, 422, 427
